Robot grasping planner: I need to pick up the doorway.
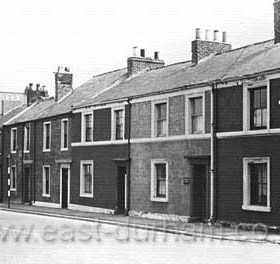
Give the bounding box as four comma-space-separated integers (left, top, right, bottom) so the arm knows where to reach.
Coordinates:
60, 165, 70, 209
24, 167, 30, 203
116, 166, 127, 214
192, 164, 207, 220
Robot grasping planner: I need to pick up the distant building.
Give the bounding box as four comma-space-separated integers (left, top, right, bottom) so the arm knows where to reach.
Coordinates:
0, 91, 26, 116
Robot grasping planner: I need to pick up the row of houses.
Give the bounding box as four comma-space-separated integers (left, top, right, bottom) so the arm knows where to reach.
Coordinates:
1, 0, 280, 226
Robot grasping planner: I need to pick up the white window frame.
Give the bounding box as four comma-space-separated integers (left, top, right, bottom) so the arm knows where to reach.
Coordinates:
151, 99, 169, 138
42, 165, 51, 197
243, 81, 270, 131
242, 157, 271, 212
185, 92, 205, 135
10, 128, 17, 153
150, 159, 168, 202
111, 106, 125, 141
43, 121, 51, 152
80, 160, 94, 198
60, 118, 68, 151
10, 166, 16, 191
24, 125, 31, 153
81, 111, 94, 142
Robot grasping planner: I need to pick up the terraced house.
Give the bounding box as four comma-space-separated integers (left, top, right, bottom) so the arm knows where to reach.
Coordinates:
1, 0, 280, 226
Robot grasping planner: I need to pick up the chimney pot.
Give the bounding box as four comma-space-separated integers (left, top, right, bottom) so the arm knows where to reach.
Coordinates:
222, 31, 227, 43
29, 83, 33, 90
214, 30, 219, 41
195, 28, 201, 40
36, 84, 40, 91
154, 51, 159, 60
140, 49, 145, 57
205, 29, 210, 41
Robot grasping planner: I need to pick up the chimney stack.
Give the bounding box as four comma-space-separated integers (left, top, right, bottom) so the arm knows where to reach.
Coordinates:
191, 28, 232, 64
275, 0, 280, 44
25, 83, 49, 106
54, 66, 73, 102
127, 48, 165, 77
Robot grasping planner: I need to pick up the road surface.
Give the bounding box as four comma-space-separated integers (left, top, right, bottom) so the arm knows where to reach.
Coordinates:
0, 210, 278, 264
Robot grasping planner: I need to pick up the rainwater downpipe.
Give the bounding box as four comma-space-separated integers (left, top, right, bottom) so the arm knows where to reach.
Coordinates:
210, 82, 217, 223
125, 97, 132, 216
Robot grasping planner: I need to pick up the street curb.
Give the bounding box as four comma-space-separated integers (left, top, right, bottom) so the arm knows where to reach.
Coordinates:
0, 207, 277, 245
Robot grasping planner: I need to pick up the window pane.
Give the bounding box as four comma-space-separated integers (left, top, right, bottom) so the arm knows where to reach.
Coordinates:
44, 167, 50, 195
83, 164, 92, 194
191, 97, 203, 133
85, 114, 93, 142
251, 87, 267, 129
250, 163, 267, 206
156, 164, 166, 197
63, 121, 68, 148
155, 103, 167, 137
115, 110, 124, 140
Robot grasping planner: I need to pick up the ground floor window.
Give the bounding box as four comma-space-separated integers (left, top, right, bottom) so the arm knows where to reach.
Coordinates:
243, 157, 270, 212
80, 160, 94, 198
10, 166, 16, 191
43, 166, 50, 197
151, 159, 168, 202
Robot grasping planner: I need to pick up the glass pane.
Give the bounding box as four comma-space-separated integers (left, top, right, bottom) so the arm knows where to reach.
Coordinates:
260, 88, 267, 108
253, 89, 261, 109
156, 164, 166, 197
262, 108, 267, 127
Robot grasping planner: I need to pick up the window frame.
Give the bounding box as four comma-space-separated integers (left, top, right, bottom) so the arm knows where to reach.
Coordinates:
81, 111, 94, 142
60, 118, 69, 151
243, 81, 270, 131
150, 159, 168, 202
10, 166, 16, 191
111, 106, 125, 141
185, 92, 205, 135
242, 157, 271, 212
43, 121, 51, 152
24, 125, 31, 153
42, 165, 51, 197
151, 99, 169, 138
80, 160, 94, 198
10, 128, 17, 153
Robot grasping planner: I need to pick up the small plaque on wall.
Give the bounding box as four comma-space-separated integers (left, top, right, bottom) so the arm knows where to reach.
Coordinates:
183, 177, 190, 184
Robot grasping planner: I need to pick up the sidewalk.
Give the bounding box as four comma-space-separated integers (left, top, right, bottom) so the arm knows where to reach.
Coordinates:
0, 202, 279, 244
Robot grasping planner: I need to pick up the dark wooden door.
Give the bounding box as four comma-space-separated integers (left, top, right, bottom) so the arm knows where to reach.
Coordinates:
192, 164, 207, 220
24, 167, 30, 203
117, 166, 126, 214
62, 168, 68, 209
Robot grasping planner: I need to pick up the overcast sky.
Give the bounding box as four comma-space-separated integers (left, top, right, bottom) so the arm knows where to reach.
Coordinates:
0, 0, 275, 96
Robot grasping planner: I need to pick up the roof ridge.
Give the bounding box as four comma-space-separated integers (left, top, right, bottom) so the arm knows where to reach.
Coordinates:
92, 67, 126, 78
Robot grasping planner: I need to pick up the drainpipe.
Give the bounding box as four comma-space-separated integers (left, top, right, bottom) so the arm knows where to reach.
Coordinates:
0, 127, 4, 202
21, 124, 24, 204
33, 121, 36, 204
209, 82, 217, 223
125, 97, 132, 216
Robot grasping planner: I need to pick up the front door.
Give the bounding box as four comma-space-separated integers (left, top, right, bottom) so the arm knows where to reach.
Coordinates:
24, 167, 30, 203
61, 168, 69, 209
117, 166, 126, 214
192, 164, 207, 220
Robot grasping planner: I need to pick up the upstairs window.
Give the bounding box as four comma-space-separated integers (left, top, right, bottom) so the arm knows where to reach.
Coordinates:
250, 87, 267, 130
112, 108, 125, 140
24, 125, 30, 153
83, 113, 93, 142
11, 128, 17, 153
80, 161, 94, 197
61, 119, 68, 150
190, 97, 203, 134
154, 102, 167, 137
43, 122, 51, 151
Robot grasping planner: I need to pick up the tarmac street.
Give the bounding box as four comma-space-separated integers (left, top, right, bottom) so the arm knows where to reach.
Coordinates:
0, 210, 279, 264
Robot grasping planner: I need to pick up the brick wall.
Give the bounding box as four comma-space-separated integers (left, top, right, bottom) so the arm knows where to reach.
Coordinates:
192, 40, 231, 64
130, 139, 210, 216
169, 95, 185, 136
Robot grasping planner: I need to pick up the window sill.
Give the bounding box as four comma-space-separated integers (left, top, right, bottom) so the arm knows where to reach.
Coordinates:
42, 194, 50, 198
24, 150, 30, 154
242, 205, 271, 212
11, 151, 16, 154
60, 148, 68, 152
43, 149, 51, 153
10, 188, 16, 191
80, 193, 94, 198
151, 197, 168, 203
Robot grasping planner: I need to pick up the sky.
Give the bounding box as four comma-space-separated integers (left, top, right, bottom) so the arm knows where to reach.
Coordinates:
0, 0, 275, 96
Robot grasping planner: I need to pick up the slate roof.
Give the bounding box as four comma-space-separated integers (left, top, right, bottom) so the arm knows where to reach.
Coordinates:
0, 104, 27, 128
7, 68, 127, 125
76, 39, 280, 108
6, 39, 280, 125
